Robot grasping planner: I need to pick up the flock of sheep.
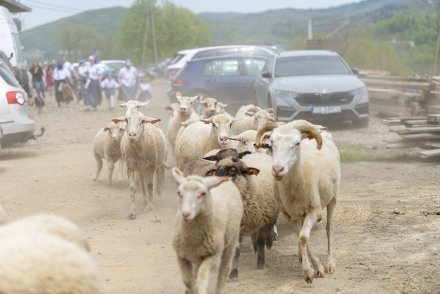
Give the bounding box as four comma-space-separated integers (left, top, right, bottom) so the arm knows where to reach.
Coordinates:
91, 91, 341, 293
0, 90, 340, 293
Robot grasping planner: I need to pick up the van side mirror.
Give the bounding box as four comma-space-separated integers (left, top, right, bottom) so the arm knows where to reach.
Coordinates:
351, 67, 359, 75
8, 52, 13, 60
261, 71, 271, 79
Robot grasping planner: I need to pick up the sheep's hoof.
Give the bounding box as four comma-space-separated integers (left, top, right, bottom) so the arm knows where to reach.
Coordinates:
147, 202, 154, 211
315, 266, 325, 278
325, 258, 336, 274
257, 257, 265, 269
229, 268, 238, 280
127, 212, 136, 219
303, 268, 314, 284
92, 177, 97, 182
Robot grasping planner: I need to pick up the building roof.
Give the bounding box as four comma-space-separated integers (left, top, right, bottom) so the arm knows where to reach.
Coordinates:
0, 0, 32, 13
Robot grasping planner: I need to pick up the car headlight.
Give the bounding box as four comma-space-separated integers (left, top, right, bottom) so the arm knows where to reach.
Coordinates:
351, 87, 368, 103
274, 90, 299, 100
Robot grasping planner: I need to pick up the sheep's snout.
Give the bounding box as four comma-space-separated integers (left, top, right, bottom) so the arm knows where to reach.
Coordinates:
218, 136, 230, 147
181, 211, 191, 221
272, 163, 285, 179
179, 105, 188, 112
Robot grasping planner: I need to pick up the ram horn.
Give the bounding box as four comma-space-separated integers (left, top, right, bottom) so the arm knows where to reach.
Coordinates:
290, 120, 323, 150
255, 121, 279, 149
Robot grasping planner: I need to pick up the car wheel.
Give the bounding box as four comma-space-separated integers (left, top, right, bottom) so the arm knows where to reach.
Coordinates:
353, 117, 369, 128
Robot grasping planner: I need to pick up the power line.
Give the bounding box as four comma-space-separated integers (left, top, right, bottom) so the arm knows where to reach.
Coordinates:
22, 0, 84, 13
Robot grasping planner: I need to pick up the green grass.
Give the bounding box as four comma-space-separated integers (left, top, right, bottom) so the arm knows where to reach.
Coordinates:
338, 143, 418, 163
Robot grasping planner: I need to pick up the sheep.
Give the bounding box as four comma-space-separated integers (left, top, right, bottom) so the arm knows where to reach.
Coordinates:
232, 105, 277, 135
0, 213, 90, 251
255, 119, 340, 284
205, 151, 279, 279
171, 167, 243, 294
181, 159, 216, 177
92, 121, 126, 185
226, 130, 259, 153
174, 113, 235, 168
120, 100, 150, 115
200, 97, 227, 118
0, 232, 101, 294
112, 111, 167, 219
166, 92, 200, 150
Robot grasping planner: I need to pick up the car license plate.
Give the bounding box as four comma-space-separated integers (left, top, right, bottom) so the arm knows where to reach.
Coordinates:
311, 106, 341, 114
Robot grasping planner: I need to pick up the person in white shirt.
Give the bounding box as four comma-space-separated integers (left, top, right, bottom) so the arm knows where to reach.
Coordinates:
52, 60, 71, 107
100, 73, 119, 111
118, 59, 138, 102
85, 55, 103, 111
137, 74, 152, 102
77, 60, 89, 102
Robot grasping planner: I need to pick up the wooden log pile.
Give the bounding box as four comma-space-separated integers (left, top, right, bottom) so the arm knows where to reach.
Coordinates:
382, 114, 440, 158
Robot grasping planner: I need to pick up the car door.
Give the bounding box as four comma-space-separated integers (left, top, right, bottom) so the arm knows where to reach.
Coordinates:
237, 56, 267, 105
254, 56, 274, 108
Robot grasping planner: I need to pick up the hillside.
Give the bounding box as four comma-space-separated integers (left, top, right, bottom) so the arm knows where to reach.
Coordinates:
20, 0, 418, 61
21, 6, 127, 60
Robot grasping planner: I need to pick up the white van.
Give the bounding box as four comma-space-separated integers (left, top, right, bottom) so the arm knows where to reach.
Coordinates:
0, 6, 26, 69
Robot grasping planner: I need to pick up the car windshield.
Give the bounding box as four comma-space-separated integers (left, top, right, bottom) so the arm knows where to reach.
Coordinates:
275, 56, 351, 77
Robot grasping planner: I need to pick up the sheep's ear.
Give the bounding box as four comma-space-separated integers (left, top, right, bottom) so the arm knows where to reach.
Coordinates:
139, 101, 150, 108
172, 168, 185, 184
142, 117, 161, 125
190, 96, 200, 102
245, 107, 259, 116
203, 155, 218, 162
120, 103, 127, 108
244, 167, 260, 176
165, 105, 173, 111
104, 127, 111, 132
112, 117, 127, 124
205, 169, 217, 176
201, 118, 211, 124
204, 176, 229, 190
218, 102, 227, 108
238, 151, 251, 158
176, 91, 182, 98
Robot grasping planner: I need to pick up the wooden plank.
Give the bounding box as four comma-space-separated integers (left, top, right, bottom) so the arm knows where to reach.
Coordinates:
424, 142, 440, 149
398, 133, 440, 141
420, 148, 440, 158
386, 142, 424, 149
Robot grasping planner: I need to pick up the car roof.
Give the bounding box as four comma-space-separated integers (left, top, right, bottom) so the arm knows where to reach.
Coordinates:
186, 53, 269, 63
277, 50, 340, 57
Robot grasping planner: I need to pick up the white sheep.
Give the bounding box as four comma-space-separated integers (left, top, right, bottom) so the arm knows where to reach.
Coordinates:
171, 168, 243, 294
92, 121, 126, 184
204, 151, 279, 279
256, 119, 340, 284
166, 92, 200, 150
0, 213, 90, 251
174, 113, 235, 168
113, 111, 167, 219
232, 105, 276, 135
200, 97, 227, 118
0, 232, 101, 294
120, 100, 150, 115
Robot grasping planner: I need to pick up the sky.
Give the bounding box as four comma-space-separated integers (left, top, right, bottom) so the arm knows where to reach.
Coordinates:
18, 0, 362, 30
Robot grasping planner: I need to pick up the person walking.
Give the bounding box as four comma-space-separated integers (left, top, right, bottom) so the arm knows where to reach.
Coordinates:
45, 60, 55, 96
85, 55, 103, 111
137, 74, 152, 103
29, 61, 45, 110
77, 60, 89, 103
52, 60, 70, 108
118, 59, 137, 102
100, 73, 119, 111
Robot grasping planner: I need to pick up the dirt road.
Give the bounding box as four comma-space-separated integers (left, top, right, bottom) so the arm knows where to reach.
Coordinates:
0, 79, 438, 294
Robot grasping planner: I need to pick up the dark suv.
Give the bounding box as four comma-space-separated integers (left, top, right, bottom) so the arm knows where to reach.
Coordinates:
169, 54, 268, 112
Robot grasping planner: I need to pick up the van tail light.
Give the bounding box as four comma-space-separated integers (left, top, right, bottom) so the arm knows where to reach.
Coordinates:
173, 79, 184, 87
6, 91, 26, 105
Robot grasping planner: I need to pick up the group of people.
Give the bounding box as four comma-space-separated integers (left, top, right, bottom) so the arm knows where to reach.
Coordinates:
28, 55, 153, 111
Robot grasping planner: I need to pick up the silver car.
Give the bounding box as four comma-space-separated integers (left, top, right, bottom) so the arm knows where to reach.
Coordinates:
255, 50, 369, 127
0, 59, 34, 148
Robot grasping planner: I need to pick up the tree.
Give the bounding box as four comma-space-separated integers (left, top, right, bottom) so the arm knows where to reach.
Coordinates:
118, 0, 212, 66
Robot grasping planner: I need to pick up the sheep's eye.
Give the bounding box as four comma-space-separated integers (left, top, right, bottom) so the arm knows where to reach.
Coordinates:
212, 124, 217, 128
198, 192, 206, 198
295, 142, 300, 146
177, 191, 182, 198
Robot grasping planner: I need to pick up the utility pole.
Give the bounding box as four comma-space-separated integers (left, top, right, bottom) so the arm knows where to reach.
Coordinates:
141, 8, 150, 68
151, 7, 158, 63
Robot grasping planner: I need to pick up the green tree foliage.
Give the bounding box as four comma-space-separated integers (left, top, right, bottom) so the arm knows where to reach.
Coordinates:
118, 0, 212, 66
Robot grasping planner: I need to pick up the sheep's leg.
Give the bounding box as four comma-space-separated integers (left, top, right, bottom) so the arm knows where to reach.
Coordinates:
196, 253, 221, 294
145, 173, 154, 211
325, 198, 336, 274
177, 257, 195, 294
306, 245, 325, 278
107, 160, 115, 185
291, 221, 303, 264
256, 234, 266, 269
217, 242, 236, 294
93, 153, 102, 182
118, 159, 124, 181
127, 170, 137, 219
229, 245, 240, 280
299, 210, 319, 284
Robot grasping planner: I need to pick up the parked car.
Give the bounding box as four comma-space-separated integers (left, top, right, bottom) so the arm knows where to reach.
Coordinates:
0, 58, 34, 148
169, 54, 268, 112
254, 50, 369, 126
165, 45, 278, 80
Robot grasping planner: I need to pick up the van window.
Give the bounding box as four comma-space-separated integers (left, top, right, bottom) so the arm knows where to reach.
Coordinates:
202, 59, 240, 76
242, 58, 266, 75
